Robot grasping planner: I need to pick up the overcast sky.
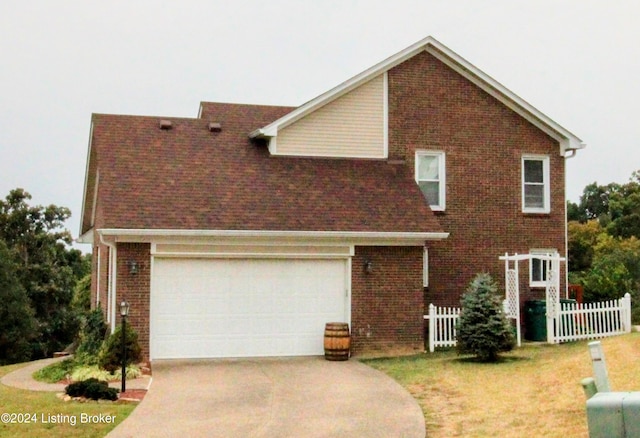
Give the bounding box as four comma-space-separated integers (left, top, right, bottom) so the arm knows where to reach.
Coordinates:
1, 1, 638, 244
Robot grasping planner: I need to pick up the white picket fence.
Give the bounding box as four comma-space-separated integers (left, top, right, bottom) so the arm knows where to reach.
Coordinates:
425, 293, 632, 352
425, 304, 460, 352
554, 293, 632, 343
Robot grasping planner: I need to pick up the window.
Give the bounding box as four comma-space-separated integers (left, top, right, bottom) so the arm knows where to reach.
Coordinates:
530, 249, 557, 287
416, 151, 445, 210
522, 155, 550, 213
423, 247, 429, 287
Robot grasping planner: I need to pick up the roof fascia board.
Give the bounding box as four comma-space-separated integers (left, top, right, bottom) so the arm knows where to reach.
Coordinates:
79, 120, 95, 237
423, 45, 584, 154
249, 36, 584, 155
90, 170, 99, 231
97, 228, 449, 246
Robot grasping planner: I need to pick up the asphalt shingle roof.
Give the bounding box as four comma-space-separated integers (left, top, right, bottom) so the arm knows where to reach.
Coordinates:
84, 102, 442, 234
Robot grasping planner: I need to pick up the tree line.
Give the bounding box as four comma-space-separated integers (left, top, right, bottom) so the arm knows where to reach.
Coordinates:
0, 189, 90, 365
567, 170, 640, 323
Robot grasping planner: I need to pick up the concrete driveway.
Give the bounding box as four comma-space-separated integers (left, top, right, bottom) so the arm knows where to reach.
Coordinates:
107, 357, 425, 437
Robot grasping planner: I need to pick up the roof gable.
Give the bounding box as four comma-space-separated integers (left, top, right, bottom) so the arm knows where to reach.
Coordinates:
250, 36, 584, 156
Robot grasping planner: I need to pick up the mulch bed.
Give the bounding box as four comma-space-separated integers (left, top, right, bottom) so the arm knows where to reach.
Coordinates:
118, 389, 147, 402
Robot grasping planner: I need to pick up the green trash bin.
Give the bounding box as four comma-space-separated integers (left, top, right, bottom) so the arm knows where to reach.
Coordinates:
524, 300, 547, 341
524, 299, 578, 341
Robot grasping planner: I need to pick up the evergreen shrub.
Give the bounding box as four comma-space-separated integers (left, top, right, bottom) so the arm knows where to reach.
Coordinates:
456, 273, 516, 362
98, 323, 142, 373
65, 378, 118, 401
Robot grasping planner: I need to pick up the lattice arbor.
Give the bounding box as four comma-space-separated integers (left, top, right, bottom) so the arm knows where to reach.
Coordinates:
499, 253, 565, 345
503, 258, 521, 347
544, 255, 561, 343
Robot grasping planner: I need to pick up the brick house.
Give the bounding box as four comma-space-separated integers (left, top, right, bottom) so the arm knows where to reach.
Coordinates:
79, 36, 584, 362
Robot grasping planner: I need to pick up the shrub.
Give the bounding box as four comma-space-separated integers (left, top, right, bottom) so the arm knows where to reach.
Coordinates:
98, 323, 142, 373
33, 357, 76, 383
75, 308, 108, 364
456, 273, 515, 362
71, 364, 142, 382
65, 378, 118, 401
71, 365, 116, 382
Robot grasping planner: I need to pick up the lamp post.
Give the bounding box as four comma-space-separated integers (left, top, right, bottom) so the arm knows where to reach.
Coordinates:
120, 300, 130, 393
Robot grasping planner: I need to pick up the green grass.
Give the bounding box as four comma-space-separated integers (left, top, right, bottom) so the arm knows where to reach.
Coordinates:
0, 362, 136, 438
364, 333, 640, 437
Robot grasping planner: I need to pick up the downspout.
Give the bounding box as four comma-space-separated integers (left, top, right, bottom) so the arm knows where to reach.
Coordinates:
563, 147, 578, 298
96, 245, 100, 308
99, 232, 118, 334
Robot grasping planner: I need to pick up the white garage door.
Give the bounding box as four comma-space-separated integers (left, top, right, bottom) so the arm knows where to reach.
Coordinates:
151, 258, 348, 359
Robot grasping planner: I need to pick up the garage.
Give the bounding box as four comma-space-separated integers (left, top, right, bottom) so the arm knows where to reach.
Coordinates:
150, 257, 349, 359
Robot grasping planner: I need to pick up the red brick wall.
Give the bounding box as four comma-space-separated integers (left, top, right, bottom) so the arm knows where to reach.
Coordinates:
115, 243, 151, 363
351, 246, 425, 355
388, 50, 567, 311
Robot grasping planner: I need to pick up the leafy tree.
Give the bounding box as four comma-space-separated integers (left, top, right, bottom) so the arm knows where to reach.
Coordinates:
571, 171, 640, 239
572, 181, 621, 223
72, 274, 92, 313
0, 239, 37, 364
567, 200, 585, 222
567, 220, 602, 272
456, 273, 515, 362
606, 172, 640, 239
569, 234, 640, 323
0, 188, 88, 359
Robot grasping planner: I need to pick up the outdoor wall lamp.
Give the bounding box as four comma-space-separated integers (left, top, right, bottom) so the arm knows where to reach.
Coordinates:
127, 260, 139, 275
120, 300, 130, 318
120, 300, 130, 393
364, 259, 373, 274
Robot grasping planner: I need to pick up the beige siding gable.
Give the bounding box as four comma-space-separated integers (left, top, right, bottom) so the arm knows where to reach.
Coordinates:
274, 74, 386, 158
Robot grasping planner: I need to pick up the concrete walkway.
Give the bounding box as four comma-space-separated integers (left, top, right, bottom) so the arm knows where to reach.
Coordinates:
0, 356, 151, 392
107, 357, 426, 438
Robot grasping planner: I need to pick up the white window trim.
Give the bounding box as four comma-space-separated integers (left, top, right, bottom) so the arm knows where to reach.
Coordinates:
415, 150, 446, 211
423, 247, 429, 288
529, 249, 557, 288
522, 155, 550, 213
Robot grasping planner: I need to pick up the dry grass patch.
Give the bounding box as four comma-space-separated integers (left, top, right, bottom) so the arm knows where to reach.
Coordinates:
364, 333, 640, 437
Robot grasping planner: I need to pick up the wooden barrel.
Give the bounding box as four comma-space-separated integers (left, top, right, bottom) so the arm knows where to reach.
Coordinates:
324, 322, 350, 361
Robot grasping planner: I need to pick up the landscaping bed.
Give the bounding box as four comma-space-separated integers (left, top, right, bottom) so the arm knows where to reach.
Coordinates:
0, 362, 137, 438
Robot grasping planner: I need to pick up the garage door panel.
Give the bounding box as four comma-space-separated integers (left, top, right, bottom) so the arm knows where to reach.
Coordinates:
151, 258, 347, 359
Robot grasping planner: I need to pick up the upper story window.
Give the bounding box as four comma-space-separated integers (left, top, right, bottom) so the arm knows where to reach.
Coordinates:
522, 155, 550, 213
416, 151, 446, 211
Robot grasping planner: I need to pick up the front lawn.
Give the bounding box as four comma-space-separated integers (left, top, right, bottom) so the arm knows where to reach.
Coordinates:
0, 363, 136, 438
364, 333, 640, 437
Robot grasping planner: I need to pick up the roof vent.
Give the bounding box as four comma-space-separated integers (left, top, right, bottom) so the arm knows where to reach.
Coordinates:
159, 120, 172, 130
208, 122, 222, 132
